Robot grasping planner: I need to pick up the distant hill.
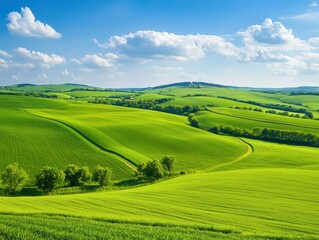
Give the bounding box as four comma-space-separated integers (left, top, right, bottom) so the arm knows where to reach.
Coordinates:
1, 83, 100, 92
1, 82, 319, 93
149, 81, 228, 90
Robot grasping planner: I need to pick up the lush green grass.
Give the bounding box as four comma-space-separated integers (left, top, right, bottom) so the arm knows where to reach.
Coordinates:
0, 96, 134, 180
0, 95, 67, 109
147, 86, 288, 104
212, 138, 319, 171
281, 95, 319, 110
28, 102, 247, 171
1, 87, 319, 239
0, 168, 318, 238
64, 90, 134, 98
0, 214, 295, 240
195, 107, 319, 135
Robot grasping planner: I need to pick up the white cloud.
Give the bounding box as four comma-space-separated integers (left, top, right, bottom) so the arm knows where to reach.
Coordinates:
0, 59, 8, 69
11, 75, 22, 81
95, 30, 238, 61
238, 18, 294, 44
14, 47, 65, 68
75, 54, 116, 70
62, 69, 70, 76
309, 37, 319, 45
151, 66, 184, 71
281, 11, 319, 22
309, 1, 318, 7
7, 7, 61, 39
0, 50, 11, 58
38, 73, 48, 79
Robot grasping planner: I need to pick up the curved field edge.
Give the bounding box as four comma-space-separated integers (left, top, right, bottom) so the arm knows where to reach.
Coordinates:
24, 109, 137, 172
0, 108, 134, 180
26, 103, 248, 172
0, 168, 318, 238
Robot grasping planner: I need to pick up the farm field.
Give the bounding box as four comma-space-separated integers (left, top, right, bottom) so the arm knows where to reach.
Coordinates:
0, 83, 318, 239
195, 107, 319, 134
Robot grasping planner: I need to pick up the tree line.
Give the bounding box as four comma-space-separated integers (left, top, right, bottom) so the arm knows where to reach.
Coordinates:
217, 96, 314, 119
209, 125, 319, 147
89, 98, 201, 115
0, 155, 177, 196
0, 164, 112, 196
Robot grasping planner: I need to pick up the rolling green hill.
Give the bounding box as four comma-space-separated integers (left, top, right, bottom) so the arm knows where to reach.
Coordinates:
0, 83, 318, 239
27, 102, 248, 171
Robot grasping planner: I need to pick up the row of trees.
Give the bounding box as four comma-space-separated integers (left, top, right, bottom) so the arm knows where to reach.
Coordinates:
0, 164, 112, 195
89, 98, 201, 115
217, 96, 314, 119
209, 125, 319, 147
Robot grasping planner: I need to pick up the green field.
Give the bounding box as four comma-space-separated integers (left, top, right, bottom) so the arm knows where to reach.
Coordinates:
0, 83, 318, 239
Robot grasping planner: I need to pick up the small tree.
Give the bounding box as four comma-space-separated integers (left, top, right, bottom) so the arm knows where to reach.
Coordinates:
64, 164, 91, 186
136, 164, 145, 179
143, 160, 164, 180
187, 114, 199, 128
36, 166, 65, 193
77, 166, 91, 185
92, 166, 112, 187
161, 156, 175, 175
1, 163, 28, 195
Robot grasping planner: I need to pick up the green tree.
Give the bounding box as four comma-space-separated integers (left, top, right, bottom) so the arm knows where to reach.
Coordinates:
92, 166, 112, 187
64, 164, 91, 186
143, 160, 164, 180
187, 114, 199, 128
36, 166, 65, 193
161, 156, 175, 175
1, 163, 28, 195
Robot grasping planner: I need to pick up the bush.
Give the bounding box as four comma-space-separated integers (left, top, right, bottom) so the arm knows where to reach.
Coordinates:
36, 166, 65, 193
92, 166, 112, 187
161, 156, 175, 175
1, 163, 28, 195
187, 114, 199, 128
64, 164, 91, 186
142, 160, 164, 180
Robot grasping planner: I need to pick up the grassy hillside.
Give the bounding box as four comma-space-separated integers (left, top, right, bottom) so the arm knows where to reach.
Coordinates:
0, 167, 318, 239
28, 102, 248, 172
196, 107, 319, 135
0, 84, 319, 239
0, 97, 134, 180
2, 83, 98, 92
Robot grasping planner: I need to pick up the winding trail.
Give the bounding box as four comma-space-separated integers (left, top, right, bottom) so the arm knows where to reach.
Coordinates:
23, 109, 138, 173
205, 138, 254, 172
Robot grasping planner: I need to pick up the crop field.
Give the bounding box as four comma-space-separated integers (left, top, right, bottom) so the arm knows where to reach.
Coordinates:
0, 84, 318, 239
195, 107, 319, 134
27, 103, 247, 171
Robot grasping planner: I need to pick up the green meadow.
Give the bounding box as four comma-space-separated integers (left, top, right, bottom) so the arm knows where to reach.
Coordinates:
0, 83, 318, 239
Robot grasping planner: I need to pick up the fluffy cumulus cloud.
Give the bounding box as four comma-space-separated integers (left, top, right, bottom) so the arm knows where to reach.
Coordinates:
92, 20, 319, 76
74, 53, 118, 71
14, 47, 65, 68
238, 18, 296, 45
7, 7, 61, 39
95, 31, 238, 61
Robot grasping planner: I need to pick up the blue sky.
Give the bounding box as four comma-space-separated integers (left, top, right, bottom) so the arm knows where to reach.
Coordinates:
1, 0, 319, 88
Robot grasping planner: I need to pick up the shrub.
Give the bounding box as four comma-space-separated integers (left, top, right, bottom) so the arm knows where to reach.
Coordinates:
36, 166, 65, 193
161, 156, 175, 175
1, 163, 28, 195
92, 166, 112, 187
64, 164, 91, 186
142, 160, 164, 180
